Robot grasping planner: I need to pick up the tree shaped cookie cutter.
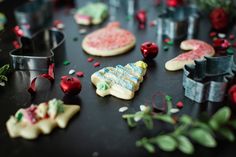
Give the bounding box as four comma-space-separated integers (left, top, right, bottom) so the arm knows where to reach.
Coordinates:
157, 6, 200, 39
183, 55, 236, 103
9, 28, 65, 71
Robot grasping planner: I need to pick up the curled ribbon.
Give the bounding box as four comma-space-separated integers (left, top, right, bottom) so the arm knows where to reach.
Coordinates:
28, 64, 55, 94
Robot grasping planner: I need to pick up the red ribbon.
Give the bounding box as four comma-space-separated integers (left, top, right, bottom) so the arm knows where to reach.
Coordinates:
28, 64, 55, 94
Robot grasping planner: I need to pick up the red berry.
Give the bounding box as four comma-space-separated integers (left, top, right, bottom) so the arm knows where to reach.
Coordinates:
140, 42, 159, 59
60, 76, 81, 95
176, 101, 184, 109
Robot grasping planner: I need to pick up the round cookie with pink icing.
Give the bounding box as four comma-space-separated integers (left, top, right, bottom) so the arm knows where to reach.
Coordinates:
165, 39, 215, 71
82, 22, 136, 57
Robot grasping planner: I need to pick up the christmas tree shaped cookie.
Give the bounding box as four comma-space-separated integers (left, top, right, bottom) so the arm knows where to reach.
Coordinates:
91, 61, 148, 100
6, 99, 80, 140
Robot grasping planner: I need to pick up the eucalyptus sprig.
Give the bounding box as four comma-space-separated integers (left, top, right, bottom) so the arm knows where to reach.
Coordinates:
123, 99, 236, 154
0, 64, 10, 86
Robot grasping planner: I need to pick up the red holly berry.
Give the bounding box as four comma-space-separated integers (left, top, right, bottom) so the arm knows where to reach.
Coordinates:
209, 8, 229, 31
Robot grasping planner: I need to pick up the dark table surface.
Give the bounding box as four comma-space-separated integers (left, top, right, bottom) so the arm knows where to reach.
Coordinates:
1, 0, 236, 157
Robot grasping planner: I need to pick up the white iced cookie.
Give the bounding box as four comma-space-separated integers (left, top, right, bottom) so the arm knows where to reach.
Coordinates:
6, 99, 80, 140
91, 61, 148, 100
82, 22, 136, 57
165, 39, 215, 71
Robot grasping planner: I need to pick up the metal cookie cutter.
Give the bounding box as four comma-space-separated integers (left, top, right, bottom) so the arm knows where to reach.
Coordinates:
14, 0, 53, 37
157, 6, 200, 39
183, 55, 236, 103
9, 28, 65, 71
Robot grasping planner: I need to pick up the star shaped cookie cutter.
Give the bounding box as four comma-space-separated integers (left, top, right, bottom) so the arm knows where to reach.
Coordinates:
157, 6, 200, 39
9, 28, 65, 71
14, 0, 53, 37
183, 55, 236, 103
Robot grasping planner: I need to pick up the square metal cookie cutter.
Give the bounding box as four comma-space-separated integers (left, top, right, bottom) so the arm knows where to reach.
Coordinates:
9, 28, 65, 71
183, 55, 236, 103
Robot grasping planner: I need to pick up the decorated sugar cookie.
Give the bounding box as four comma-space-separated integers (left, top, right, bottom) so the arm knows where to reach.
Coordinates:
74, 2, 108, 25
165, 39, 215, 71
6, 99, 80, 140
91, 61, 147, 100
82, 22, 136, 57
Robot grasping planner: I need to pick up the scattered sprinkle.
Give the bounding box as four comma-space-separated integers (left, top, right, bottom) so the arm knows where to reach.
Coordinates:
176, 101, 184, 109
93, 62, 100, 67
167, 41, 174, 45
63, 60, 70, 65
163, 46, 169, 51
79, 28, 87, 35
209, 32, 217, 37
164, 38, 171, 43
12, 40, 20, 49
87, 57, 94, 62
227, 48, 234, 55
76, 71, 84, 77
69, 69, 75, 75
170, 108, 179, 114
149, 20, 157, 27
218, 33, 226, 38
119, 106, 128, 112
125, 15, 132, 21
53, 20, 64, 30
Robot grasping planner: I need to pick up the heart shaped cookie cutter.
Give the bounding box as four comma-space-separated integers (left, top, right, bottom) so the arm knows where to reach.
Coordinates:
183, 55, 236, 103
9, 28, 65, 71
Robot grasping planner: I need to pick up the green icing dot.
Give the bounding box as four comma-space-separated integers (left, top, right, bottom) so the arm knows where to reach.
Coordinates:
63, 60, 70, 66
97, 82, 110, 91
16, 112, 23, 122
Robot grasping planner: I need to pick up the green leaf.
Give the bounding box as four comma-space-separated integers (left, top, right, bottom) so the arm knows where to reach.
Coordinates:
195, 121, 213, 134
189, 128, 216, 148
179, 115, 192, 125
229, 120, 236, 129
177, 135, 194, 154
155, 135, 177, 151
136, 137, 155, 153
153, 114, 175, 124
127, 117, 137, 127
209, 107, 231, 130
143, 116, 153, 129
218, 127, 235, 142
0, 64, 9, 75
0, 75, 7, 82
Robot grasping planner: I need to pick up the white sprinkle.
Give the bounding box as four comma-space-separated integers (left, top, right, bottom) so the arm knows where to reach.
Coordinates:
119, 106, 128, 112
69, 69, 75, 75
57, 23, 64, 30
218, 33, 226, 38
79, 28, 87, 35
140, 105, 147, 111
170, 108, 180, 114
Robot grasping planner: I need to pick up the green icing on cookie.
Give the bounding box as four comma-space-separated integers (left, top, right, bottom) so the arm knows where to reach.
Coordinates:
77, 3, 108, 23
16, 112, 23, 122
97, 81, 110, 91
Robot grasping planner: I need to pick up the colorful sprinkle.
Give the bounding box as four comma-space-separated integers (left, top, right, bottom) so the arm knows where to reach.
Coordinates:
69, 69, 75, 75
93, 62, 100, 67
79, 28, 87, 35
149, 20, 157, 27
76, 71, 84, 77
63, 60, 70, 65
16, 112, 23, 122
87, 57, 94, 62
209, 32, 217, 37
167, 41, 174, 45
163, 46, 169, 51
12, 40, 20, 49
164, 38, 171, 43
176, 101, 184, 109
227, 48, 234, 55
218, 33, 226, 38
170, 108, 179, 114
119, 106, 128, 112
125, 15, 132, 21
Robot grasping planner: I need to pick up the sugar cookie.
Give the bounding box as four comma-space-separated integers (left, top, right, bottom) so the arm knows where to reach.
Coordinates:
82, 22, 136, 56
165, 39, 215, 71
74, 2, 108, 25
6, 99, 80, 140
91, 61, 147, 100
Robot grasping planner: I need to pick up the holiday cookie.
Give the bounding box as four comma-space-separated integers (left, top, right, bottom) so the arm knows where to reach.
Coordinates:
165, 39, 215, 71
6, 99, 80, 140
82, 22, 136, 56
91, 61, 147, 100
74, 2, 108, 25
